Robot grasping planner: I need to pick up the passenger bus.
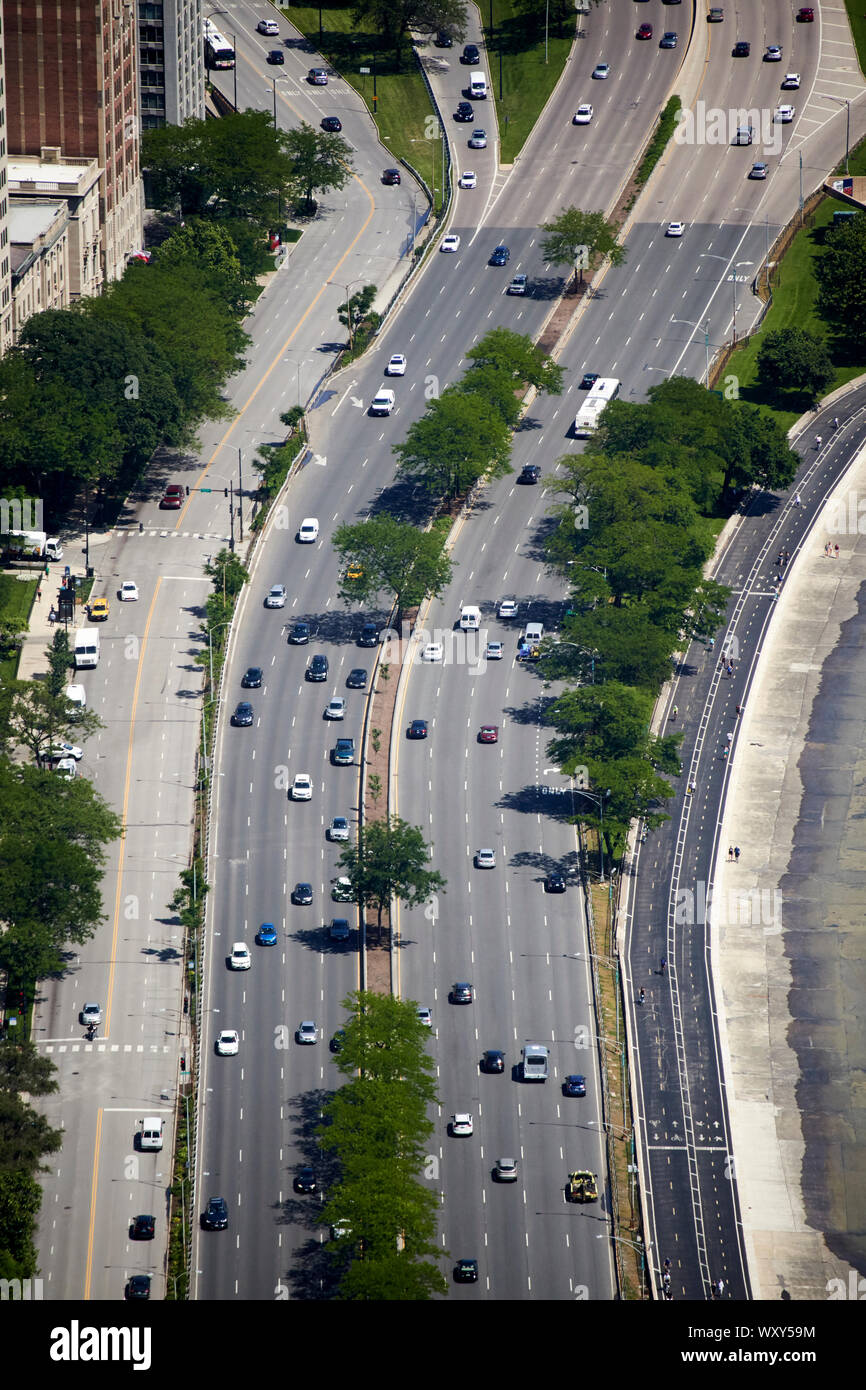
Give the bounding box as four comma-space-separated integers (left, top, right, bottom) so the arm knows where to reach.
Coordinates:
573, 377, 620, 438
204, 19, 235, 69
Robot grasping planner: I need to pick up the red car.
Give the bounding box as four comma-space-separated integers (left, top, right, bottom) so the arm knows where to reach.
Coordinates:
637, 22, 653, 39
479, 725, 499, 744
160, 484, 185, 509
796, 6, 814, 19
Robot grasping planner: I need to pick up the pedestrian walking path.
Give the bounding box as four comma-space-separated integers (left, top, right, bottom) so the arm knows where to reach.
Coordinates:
716, 439, 866, 1299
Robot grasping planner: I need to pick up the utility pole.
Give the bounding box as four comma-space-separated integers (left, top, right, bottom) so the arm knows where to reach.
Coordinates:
237, 448, 244, 543
232, 34, 237, 110
229, 482, 235, 551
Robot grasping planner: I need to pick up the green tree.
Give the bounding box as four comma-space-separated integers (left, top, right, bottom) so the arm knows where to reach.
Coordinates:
815, 213, 866, 350
0, 1041, 58, 1098
45, 628, 74, 699
394, 387, 512, 500
332, 517, 453, 620
156, 219, 255, 317
350, 0, 468, 67
0, 1092, 63, 1173
283, 122, 354, 214
7, 683, 102, 767
540, 207, 626, 289
143, 110, 296, 222
337, 285, 380, 352
336, 1251, 447, 1300
755, 326, 835, 399
465, 326, 564, 396
0, 1170, 44, 1276
337, 817, 446, 935
0, 757, 122, 978
332, 991, 439, 1097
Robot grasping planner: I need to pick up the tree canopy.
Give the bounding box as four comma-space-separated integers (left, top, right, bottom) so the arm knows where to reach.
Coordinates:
332, 516, 453, 620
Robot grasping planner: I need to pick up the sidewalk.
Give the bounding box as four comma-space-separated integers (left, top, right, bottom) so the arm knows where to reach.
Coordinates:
14, 523, 110, 683
717, 440, 866, 1299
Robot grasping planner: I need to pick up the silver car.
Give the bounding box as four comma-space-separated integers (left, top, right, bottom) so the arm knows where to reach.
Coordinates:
265, 584, 287, 608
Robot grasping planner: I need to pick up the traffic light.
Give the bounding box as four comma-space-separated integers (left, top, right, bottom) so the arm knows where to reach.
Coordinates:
185, 486, 190, 496
224, 488, 229, 498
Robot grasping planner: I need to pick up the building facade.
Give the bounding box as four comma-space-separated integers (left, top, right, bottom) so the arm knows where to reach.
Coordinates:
4, 0, 143, 286
9, 198, 69, 342
0, 10, 13, 354
9, 150, 102, 302
139, 0, 205, 131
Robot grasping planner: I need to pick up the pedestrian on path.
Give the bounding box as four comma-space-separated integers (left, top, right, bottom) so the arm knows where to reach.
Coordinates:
784, 550, 790, 565
708, 636, 715, 651
777, 549, 784, 566
638, 988, 645, 1005
834, 544, 840, 559
36, 586, 41, 601
48, 607, 56, 624
671, 704, 678, 720
736, 704, 742, 717
794, 492, 803, 505
721, 745, 728, 759
824, 541, 831, 556
726, 662, 733, 676
734, 846, 740, 862
814, 436, 821, 450
660, 957, 667, 975
726, 731, 733, 744
728, 846, 734, 861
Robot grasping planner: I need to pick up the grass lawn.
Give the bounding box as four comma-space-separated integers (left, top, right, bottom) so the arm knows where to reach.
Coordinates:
281, 2, 573, 195
481, 0, 572, 164
0, 571, 37, 726
723, 132, 866, 431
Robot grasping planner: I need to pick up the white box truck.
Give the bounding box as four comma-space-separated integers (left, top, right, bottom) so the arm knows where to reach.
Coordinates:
73, 629, 99, 669
521, 1044, 549, 1080
1, 530, 63, 560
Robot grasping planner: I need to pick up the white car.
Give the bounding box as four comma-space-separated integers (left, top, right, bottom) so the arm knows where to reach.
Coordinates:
450, 1113, 474, 1136
298, 518, 319, 543
216, 1029, 239, 1055
328, 816, 350, 841
422, 642, 444, 661
324, 698, 346, 720
54, 758, 77, 780
386, 354, 406, 375
459, 170, 477, 188
774, 104, 794, 123
370, 388, 395, 416
265, 584, 287, 608
80, 1002, 102, 1026
47, 740, 83, 761
498, 597, 518, 619
592, 62, 610, 79
781, 72, 800, 89
229, 942, 251, 970
291, 773, 313, 800
119, 581, 138, 601
764, 44, 783, 61
441, 234, 461, 252
257, 18, 279, 34
666, 220, 685, 237
486, 641, 503, 660
417, 1007, 433, 1028
572, 104, 593, 124
507, 275, 527, 296
475, 848, 496, 869
332, 876, 354, 901
297, 1020, 318, 1044
468, 129, 487, 148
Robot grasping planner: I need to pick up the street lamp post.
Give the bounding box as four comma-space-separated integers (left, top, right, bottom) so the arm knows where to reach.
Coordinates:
575, 786, 611, 879
597, 1232, 647, 1298
671, 317, 711, 386
232, 34, 237, 110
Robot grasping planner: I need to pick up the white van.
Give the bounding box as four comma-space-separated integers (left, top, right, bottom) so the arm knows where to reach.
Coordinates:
521, 1044, 549, 1081
524, 622, 543, 644
460, 605, 481, 631
469, 69, 487, 98
73, 629, 99, 668
139, 1117, 164, 1151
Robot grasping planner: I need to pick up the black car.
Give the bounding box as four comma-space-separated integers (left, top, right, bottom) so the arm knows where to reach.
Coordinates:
358, 622, 378, 647
436, 30, 453, 46
267, 49, 284, 63
130, 1214, 155, 1240
333, 737, 354, 765
330, 1029, 346, 1052
241, 666, 263, 688
291, 882, 313, 905
202, 1196, 229, 1230
462, 43, 480, 64
289, 622, 310, 644
382, 168, 401, 185
732, 40, 750, 55
454, 1258, 479, 1283
579, 371, 600, 390
321, 116, 342, 131
519, 464, 541, 484
451, 981, 473, 1004
307, 654, 328, 681
481, 1049, 505, 1073
294, 1167, 317, 1194
489, 244, 510, 266
455, 101, 474, 122
125, 1275, 151, 1300
544, 870, 566, 893
347, 667, 367, 689
408, 719, 428, 739
329, 917, 350, 942
564, 1074, 587, 1097
231, 701, 254, 727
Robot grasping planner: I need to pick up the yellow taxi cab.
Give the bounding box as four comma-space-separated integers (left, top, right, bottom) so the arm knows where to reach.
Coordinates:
88, 597, 110, 621
346, 562, 364, 581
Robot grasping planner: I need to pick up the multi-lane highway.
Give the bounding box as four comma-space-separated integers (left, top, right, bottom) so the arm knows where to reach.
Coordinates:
35, 0, 866, 1301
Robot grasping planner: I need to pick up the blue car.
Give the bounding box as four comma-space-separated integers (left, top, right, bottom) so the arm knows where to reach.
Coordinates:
564, 1074, 586, 1097
257, 922, 277, 946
